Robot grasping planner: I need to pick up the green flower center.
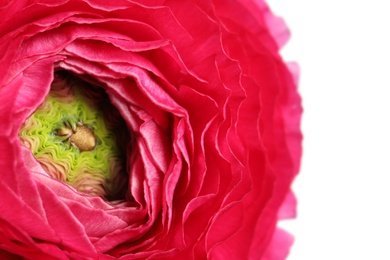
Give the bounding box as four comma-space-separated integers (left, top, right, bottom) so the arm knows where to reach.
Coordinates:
19, 71, 129, 200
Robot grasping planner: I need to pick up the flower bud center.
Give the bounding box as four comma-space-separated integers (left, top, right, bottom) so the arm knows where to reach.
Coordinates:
19, 71, 129, 201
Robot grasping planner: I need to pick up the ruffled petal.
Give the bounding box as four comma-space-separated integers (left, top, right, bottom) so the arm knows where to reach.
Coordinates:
0, 1, 301, 259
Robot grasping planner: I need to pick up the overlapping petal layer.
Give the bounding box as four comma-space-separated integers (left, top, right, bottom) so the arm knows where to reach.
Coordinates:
0, 1, 302, 259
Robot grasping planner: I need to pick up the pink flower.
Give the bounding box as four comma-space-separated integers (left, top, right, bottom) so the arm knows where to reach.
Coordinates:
0, 0, 302, 259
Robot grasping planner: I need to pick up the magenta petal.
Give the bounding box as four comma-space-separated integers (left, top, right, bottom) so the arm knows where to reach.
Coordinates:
0, 0, 301, 259
0, 217, 67, 260
278, 190, 297, 220
263, 228, 294, 260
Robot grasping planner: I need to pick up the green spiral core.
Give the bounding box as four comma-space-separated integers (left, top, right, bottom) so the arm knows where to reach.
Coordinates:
19, 75, 127, 199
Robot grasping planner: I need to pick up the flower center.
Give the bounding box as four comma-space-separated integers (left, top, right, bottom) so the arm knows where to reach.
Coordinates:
19, 71, 129, 201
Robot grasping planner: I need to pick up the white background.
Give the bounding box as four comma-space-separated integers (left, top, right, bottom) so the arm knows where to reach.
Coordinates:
268, 0, 390, 259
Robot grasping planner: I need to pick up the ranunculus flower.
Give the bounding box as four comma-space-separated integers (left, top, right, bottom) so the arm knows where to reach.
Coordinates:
0, 0, 302, 259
